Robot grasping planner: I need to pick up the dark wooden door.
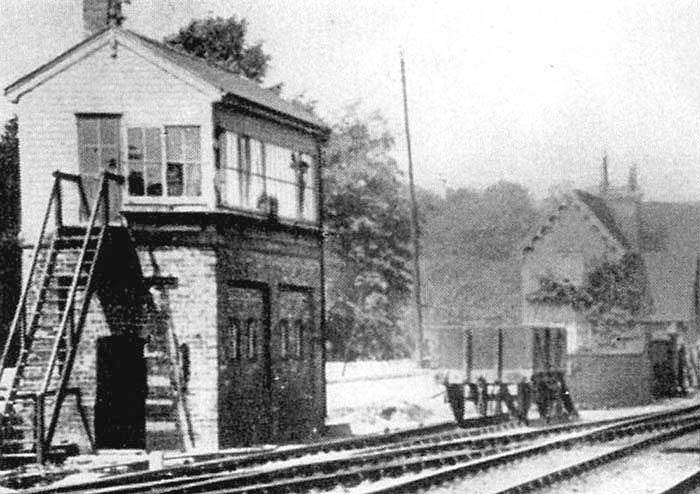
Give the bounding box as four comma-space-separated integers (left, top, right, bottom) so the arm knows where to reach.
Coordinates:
76, 115, 122, 222
95, 335, 146, 449
270, 287, 316, 442
650, 338, 676, 398
219, 284, 271, 447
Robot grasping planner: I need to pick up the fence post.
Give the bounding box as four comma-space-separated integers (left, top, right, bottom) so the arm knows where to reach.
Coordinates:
103, 175, 109, 226
54, 180, 63, 230
496, 328, 503, 414
35, 394, 45, 464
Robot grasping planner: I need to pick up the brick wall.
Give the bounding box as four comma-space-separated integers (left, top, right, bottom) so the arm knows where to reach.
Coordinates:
568, 350, 653, 408
137, 247, 218, 448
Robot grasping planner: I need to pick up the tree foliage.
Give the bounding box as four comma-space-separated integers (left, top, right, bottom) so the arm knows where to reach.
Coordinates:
419, 181, 537, 324
166, 15, 414, 360
324, 108, 413, 360
165, 16, 270, 82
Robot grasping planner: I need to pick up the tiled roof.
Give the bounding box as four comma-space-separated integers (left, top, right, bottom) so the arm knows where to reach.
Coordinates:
127, 30, 327, 130
573, 189, 630, 248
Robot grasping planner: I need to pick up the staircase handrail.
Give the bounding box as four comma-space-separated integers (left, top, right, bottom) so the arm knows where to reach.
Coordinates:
0, 176, 60, 388
42, 171, 124, 449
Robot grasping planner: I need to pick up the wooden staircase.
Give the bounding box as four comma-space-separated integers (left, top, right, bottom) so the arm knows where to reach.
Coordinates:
0, 171, 122, 461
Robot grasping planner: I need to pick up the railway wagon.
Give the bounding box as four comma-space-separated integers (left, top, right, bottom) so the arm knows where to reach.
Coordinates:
445, 325, 572, 423
467, 325, 567, 382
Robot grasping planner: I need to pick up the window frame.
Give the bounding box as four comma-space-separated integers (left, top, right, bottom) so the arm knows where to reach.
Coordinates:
125, 124, 203, 202
219, 131, 318, 223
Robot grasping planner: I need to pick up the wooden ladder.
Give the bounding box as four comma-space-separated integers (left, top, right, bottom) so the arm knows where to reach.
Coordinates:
0, 171, 123, 462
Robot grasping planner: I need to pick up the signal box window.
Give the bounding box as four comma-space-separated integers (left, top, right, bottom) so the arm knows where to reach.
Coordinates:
219, 131, 316, 222
127, 126, 201, 198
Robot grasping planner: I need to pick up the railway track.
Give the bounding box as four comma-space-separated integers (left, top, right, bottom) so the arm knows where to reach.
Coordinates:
356, 405, 700, 494
27, 404, 700, 494
21, 415, 508, 492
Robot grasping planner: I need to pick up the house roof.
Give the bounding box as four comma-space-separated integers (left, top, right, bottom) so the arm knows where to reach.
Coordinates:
127, 30, 327, 131
573, 189, 630, 248
642, 252, 696, 322
5, 27, 328, 133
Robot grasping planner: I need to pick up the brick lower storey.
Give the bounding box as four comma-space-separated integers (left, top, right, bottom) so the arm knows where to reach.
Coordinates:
19, 221, 325, 452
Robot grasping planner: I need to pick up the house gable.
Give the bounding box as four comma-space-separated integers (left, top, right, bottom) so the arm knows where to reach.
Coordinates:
12, 31, 220, 243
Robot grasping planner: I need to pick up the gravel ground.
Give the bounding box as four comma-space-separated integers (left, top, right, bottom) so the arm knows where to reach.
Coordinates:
535, 430, 700, 494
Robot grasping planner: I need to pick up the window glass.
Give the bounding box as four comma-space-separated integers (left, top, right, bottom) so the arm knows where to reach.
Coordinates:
128, 127, 162, 197
279, 319, 289, 358
217, 134, 318, 222
294, 319, 304, 358
247, 318, 258, 359
229, 317, 241, 360
167, 162, 184, 196
165, 126, 201, 197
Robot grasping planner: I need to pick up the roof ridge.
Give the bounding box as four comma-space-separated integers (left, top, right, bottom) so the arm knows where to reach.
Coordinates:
126, 29, 276, 94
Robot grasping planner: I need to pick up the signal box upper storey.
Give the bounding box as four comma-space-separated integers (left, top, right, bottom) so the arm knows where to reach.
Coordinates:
4, 27, 330, 242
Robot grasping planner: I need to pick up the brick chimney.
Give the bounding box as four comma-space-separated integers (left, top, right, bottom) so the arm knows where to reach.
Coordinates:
83, 0, 124, 34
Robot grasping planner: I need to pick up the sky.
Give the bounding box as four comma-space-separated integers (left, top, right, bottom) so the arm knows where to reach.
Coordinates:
3, 0, 700, 201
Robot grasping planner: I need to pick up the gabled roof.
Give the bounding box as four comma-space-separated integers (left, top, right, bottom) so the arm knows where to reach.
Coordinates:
5, 27, 328, 132
573, 189, 630, 248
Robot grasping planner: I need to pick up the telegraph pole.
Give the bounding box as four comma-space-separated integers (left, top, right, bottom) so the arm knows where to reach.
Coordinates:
400, 51, 425, 367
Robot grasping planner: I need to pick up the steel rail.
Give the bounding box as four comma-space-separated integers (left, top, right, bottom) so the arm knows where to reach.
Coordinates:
112, 407, 697, 494
24, 416, 504, 493
24, 406, 700, 494
353, 409, 700, 494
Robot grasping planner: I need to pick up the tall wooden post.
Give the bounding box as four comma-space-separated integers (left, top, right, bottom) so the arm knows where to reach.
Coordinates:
400, 52, 425, 367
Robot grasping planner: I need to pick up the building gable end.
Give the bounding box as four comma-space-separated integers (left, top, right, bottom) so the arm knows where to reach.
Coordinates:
5, 28, 222, 103
522, 192, 626, 258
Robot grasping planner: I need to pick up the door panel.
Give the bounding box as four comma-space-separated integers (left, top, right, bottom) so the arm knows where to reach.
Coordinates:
271, 287, 316, 442
219, 284, 271, 447
77, 115, 122, 222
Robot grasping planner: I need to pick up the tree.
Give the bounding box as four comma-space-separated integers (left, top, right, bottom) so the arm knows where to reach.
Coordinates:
0, 116, 21, 356
324, 107, 414, 360
165, 16, 270, 82
420, 181, 537, 324
168, 17, 415, 360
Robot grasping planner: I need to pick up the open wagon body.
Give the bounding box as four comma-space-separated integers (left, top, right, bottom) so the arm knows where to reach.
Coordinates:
444, 326, 575, 424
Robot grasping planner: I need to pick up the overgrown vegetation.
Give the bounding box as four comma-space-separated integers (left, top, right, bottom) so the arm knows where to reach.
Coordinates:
526, 253, 650, 323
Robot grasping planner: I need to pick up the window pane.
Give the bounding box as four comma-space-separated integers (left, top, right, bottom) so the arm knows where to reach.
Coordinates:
145, 163, 163, 196
166, 127, 183, 161
279, 319, 289, 358
184, 127, 200, 161
224, 167, 239, 206
167, 162, 184, 196
266, 144, 295, 183
144, 128, 162, 162
77, 119, 98, 145
247, 318, 257, 359
127, 129, 143, 160
294, 319, 303, 358
100, 118, 119, 146
101, 145, 119, 171
230, 317, 240, 359
185, 162, 201, 196
128, 162, 144, 196
81, 145, 100, 173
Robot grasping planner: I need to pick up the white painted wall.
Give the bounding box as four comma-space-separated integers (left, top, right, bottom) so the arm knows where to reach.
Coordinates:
14, 38, 218, 244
